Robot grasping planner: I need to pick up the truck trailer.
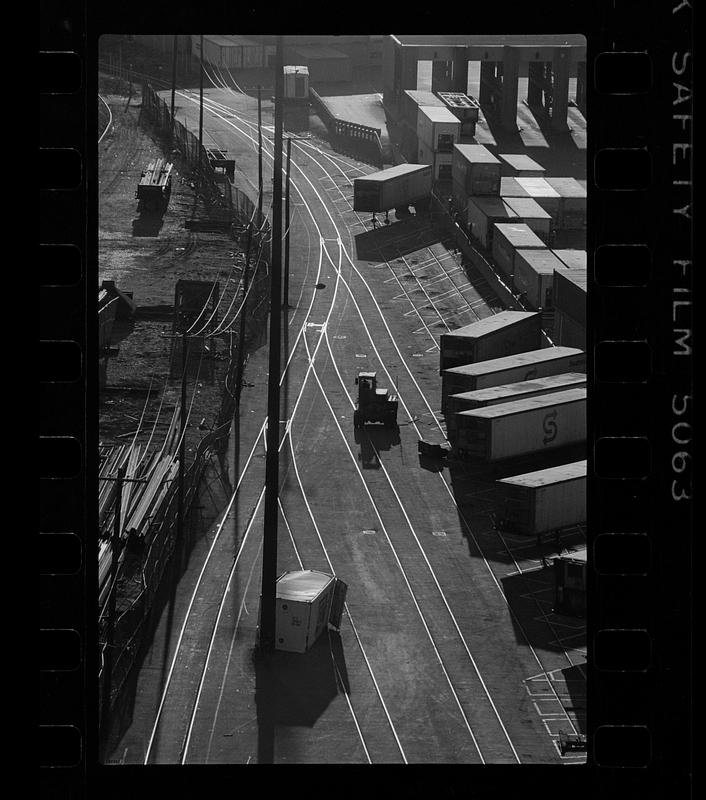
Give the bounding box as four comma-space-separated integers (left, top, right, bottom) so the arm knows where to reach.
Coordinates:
496, 460, 587, 534
441, 346, 586, 411
439, 310, 542, 374
352, 163, 432, 214
454, 387, 587, 461
445, 372, 587, 439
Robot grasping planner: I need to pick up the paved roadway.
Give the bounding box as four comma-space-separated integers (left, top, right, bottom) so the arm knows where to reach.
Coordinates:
104, 74, 586, 765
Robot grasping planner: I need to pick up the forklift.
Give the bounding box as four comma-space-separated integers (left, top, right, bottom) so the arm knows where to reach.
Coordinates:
353, 372, 398, 429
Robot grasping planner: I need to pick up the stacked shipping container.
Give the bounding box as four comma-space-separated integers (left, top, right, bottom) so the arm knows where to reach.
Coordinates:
513, 249, 571, 310
417, 106, 461, 180
491, 223, 547, 278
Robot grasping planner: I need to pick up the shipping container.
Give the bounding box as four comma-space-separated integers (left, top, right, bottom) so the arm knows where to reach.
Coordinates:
553, 307, 586, 349
417, 105, 461, 154
352, 163, 432, 213
513, 177, 562, 223
445, 372, 587, 438
501, 197, 552, 242
452, 144, 502, 196
513, 249, 571, 310
454, 387, 587, 461
439, 310, 542, 373
552, 248, 587, 271
544, 177, 587, 229
270, 570, 347, 653
553, 547, 587, 616
418, 138, 453, 181
436, 91, 480, 136
500, 176, 531, 197
283, 65, 309, 99
496, 460, 587, 534
497, 153, 546, 177
491, 223, 546, 278
465, 196, 519, 248
553, 268, 587, 327
442, 346, 586, 409
402, 89, 444, 129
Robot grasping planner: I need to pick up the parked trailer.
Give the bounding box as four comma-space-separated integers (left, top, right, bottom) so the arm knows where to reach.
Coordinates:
512, 249, 571, 310
454, 387, 587, 461
352, 163, 432, 214
445, 372, 587, 439
495, 460, 587, 534
136, 158, 173, 212
452, 143, 502, 196
491, 223, 547, 278
441, 346, 586, 411
439, 310, 542, 374
502, 177, 562, 224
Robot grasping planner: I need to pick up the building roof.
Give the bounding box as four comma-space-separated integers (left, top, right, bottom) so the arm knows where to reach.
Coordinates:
289, 45, 350, 60
392, 34, 587, 48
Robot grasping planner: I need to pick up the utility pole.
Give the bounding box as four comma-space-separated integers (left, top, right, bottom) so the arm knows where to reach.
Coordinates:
235, 222, 254, 409
259, 36, 284, 654
283, 136, 292, 309
100, 465, 125, 746
177, 331, 188, 553
198, 34, 204, 193
257, 86, 263, 222
170, 35, 178, 149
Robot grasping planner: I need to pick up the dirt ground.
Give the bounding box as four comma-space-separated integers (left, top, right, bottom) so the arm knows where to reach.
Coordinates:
97, 80, 257, 462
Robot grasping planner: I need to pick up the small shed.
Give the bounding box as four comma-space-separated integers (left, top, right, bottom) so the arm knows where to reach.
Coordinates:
269, 570, 348, 653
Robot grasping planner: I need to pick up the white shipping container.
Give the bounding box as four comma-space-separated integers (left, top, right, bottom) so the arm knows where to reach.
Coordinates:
491, 223, 546, 278
496, 460, 587, 534
513, 249, 571, 310
515, 177, 562, 223
445, 372, 587, 438
441, 346, 586, 409
455, 388, 587, 461
272, 570, 338, 653
284, 65, 309, 98
439, 310, 542, 373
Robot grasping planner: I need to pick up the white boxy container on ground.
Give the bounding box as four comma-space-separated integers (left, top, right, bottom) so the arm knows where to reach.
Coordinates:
445, 372, 587, 438
552, 249, 587, 271
454, 388, 587, 461
497, 153, 546, 177
441, 346, 586, 410
439, 310, 542, 373
496, 460, 587, 534
352, 164, 432, 213
270, 570, 348, 653
452, 143, 502, 196
501, 197, 552, 242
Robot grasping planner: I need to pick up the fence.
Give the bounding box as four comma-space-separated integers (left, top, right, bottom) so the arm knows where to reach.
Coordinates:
309, 88, 384, 168
141, 83, 228, 209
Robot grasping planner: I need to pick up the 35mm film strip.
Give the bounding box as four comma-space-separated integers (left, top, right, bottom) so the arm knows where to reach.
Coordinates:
39, 2, 692, 796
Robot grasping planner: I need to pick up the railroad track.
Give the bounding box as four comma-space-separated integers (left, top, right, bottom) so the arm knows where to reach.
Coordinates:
112, 69, 585, 765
